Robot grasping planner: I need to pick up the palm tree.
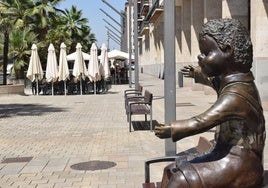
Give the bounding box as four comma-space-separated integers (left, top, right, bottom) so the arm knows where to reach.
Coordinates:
60, 5, 93, 52
0, 0, 96, 84
45, 11, 72, 54
0, 1, 15, 85
46, 5, 96, 54
9, 28, 39, 79
26, 0, 65, 65
27, 0, 56, 40
77, 25, 96, 52
28, 0, 55, 27
0, 0, 33, 84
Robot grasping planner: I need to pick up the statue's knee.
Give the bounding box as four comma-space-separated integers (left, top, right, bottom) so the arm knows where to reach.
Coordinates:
167, 171, 190, 188
164, 163, 176, 179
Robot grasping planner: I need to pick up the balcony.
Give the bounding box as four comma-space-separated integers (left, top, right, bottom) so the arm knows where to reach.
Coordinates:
138, 13, 144, 23
147, 0, 164, 23
138, 35, 143, 40
139, 20, 149, 35
140, 0, 149, 16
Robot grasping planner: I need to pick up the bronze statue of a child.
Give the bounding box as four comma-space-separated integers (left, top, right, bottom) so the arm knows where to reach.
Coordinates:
155, 18, 266, 188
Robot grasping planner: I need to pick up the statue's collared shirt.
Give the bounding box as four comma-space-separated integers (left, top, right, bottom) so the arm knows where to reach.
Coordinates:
170, 71, 265, 156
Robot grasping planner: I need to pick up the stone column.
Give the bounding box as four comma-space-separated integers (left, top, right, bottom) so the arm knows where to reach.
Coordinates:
251, 1, 268, 100
191, 0, 204, 89
174, 1, 183, 86
222, 0, 249, 29
175, 6, 182, 63
203, 0, 222, 94
204, 0, 222, 22
181, 0, 191, 65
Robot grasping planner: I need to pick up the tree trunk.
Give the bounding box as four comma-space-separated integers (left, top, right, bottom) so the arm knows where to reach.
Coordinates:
3, 30, 9, 85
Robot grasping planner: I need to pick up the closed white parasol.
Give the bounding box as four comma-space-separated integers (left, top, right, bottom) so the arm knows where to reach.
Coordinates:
26, 44, 43, 95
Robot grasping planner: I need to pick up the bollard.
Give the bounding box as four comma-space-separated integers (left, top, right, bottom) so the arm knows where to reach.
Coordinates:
141, 67, 143, 73
178, 71, 183, 87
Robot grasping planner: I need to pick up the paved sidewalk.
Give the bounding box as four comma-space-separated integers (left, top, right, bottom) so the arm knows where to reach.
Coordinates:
0, 73, 267, 188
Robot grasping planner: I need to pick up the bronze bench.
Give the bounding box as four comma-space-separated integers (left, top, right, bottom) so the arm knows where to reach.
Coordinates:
142, 136, 214, 187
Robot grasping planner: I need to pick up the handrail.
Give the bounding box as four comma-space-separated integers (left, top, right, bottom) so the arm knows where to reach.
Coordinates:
145, 0, 163, 21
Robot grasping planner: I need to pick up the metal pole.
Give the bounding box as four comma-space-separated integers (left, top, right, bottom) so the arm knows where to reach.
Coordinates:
103, 19, 122, 35
105, 26, 121, 40
107, 31, 110, 50
164, 0, 176, 156
108, 33, 121, 46
134, 0, 139, 90
109, 35, 121, 44
102, 0, 126, 19
107, 31, 121, 43
100, 8, 122, 27
128, 1, 132, 88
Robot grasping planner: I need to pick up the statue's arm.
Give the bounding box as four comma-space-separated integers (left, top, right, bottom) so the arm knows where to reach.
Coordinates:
181, 65, 214, 87
170, 93, 247, 142
194, 67, 214, 87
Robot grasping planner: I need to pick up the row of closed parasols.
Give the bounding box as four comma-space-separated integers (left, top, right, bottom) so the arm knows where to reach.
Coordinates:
26, 42, 110, 95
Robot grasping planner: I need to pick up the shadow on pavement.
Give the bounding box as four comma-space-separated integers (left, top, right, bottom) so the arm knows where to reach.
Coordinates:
132, 120, 159, 131
70, 160, 117, 171
0, 103, 67, 118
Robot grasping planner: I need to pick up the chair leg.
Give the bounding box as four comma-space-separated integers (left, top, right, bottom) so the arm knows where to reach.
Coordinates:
129, 113, 132, 132
127, 110, 129, 122
150, 107, 153, 131
150, 116, 152, 131
125, 99, 128, 113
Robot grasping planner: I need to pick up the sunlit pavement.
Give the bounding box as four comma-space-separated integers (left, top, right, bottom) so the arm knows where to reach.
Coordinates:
0, 73, 267, 188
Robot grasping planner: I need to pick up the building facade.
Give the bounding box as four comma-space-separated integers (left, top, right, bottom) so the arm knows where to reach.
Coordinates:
122, 0, 268, 99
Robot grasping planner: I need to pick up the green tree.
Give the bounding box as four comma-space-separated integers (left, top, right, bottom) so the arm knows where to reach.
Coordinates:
9, 28, 39, 78
0, 0, 97, 84
0, 0, 34, 84
27, 0, 64, 62
60, 5, 96, 52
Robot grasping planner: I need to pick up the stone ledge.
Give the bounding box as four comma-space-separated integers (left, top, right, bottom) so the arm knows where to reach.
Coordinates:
0, 84, 25, 95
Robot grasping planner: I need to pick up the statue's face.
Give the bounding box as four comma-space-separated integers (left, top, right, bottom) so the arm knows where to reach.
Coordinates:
198, 35, 231, 77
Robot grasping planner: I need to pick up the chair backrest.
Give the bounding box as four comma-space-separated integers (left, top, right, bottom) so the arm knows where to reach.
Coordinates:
144, 90, 153, 105
139, 85, 143, 93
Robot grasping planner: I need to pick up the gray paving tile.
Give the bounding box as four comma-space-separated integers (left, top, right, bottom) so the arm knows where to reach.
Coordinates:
0, 73, 267, 187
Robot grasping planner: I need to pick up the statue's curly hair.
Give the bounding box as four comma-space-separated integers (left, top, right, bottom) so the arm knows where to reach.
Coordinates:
199, 18, 253, 72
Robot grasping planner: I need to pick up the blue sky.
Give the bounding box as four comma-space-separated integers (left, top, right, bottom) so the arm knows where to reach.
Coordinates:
58, 0, 127, 50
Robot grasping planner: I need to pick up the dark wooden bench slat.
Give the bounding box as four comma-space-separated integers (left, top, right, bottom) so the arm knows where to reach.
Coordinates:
124, 85, 143, 111
127, 90, 153, 132
130, 105, 150, 114
124, 85, 143, 98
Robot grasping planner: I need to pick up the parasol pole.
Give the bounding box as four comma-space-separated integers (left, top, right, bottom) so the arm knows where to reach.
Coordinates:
94, 81, 96, 95
104, 79, 107, 93
115, 64, 117, 84
64, 80, 67, 96
80, 73, 83, 95
36, 74, 39, 96
52, 82, 54, 96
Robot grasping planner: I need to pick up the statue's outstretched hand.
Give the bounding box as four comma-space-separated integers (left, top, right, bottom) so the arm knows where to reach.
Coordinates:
155, 124, 171, 139
181, 65, 195, 78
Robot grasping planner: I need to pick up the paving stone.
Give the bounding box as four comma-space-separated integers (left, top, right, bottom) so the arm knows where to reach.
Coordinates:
0, 73, 266, 187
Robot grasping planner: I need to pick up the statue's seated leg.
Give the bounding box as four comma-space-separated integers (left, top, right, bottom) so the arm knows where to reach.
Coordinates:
166, 170, 190, 188
162, 148, 264, 188
161, 163, 175, 187
161, 162, 192, 188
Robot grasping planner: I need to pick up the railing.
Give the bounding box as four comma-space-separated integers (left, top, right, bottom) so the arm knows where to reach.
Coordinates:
140, 0, 149, 8
140, 0, 149, 16
146, 0, 163, 21
139, 20, 149, 35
